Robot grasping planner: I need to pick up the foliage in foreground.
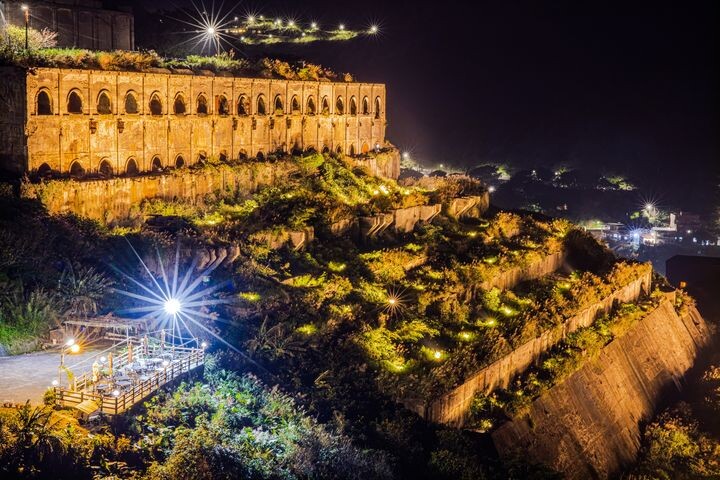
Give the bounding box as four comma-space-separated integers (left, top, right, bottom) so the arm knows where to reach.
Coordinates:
0, 357, 394, 479
631, 364, 720, 479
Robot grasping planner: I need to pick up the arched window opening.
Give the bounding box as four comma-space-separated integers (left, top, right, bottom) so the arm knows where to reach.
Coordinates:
362, 97, 369, 115
149, 94, 163, 115
97, 91, 112, 114
374, 97, 381, 119
217, 95, 230, 115
98, 159, 113, 176
37, 90, 52, 115
125, 92, 138, 114
175, 155, 185, 168
238, 149, 248, 160
306, 97, 316, 115
197, 151, 207, 163
349, 144, 356, 156
196, 95, 208, 115
256, 96, 266, 115
126, 158, 139, 175
274, 95, 284, 115
291, 96, 300, 113
322, 146, 330, 154
256, 151, 265, 161
350, 97, 357, 115
361, 143, 369, 154
37, 163, 52, 176
219, 152, 228, 162
336, 145, 343, 155
174, 95, 186, 115
237, 95, 249, 115
321, 97, 330, 115
306, 146, 317, 154
69, 161, 85, 177
336, 96, 344, 114
67, 91, 83, 114
151, 156, 162, 172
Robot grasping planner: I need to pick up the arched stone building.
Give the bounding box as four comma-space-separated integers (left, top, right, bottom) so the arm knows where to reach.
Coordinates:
0, 66, 388, 176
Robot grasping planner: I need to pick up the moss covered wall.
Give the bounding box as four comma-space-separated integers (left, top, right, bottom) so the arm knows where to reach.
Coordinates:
409, 268, 653, 425
491, 300, 712, 479
20, 161, 295, 224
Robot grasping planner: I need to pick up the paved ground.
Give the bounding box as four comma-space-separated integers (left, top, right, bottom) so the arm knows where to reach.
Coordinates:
0, 349, 101, 404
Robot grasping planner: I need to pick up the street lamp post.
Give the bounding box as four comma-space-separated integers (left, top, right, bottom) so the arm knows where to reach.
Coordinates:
21, 4, 29, 50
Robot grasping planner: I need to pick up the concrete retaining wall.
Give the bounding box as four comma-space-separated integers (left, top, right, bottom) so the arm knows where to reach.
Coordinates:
491, 300, 712, 478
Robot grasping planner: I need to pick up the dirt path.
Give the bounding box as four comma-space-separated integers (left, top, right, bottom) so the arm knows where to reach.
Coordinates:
0, 349, 100, 404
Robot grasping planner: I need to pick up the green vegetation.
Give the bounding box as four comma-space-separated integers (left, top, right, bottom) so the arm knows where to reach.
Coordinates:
0, 25, 348, 81
632, 364, 720, 478
468, 294, 662, 429
0, 356, 393, 479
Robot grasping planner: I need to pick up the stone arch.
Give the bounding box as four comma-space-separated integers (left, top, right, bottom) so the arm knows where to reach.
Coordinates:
217, 95, 230, 115
96, 90, 112, 114
362, 96, 369, 115
69, 160, 85, 177
349, 144, 356, 156
374, 96, 381, 119
37, 163, 52, 176
124, 91, 139, 114
36, 89, 52, 115
305, 146, 317, 154
125, 157, 139, 175
321, 96, 330, 115
256, 95, 267, 115
173, 94, 187, 115
237, 95, 249, 115
336, 96, 345, 114
322, 145, 330, 154
219, 151, 228, 162
291, 95, 300, 114
67, 90, 83, 114
196, 94, 209, 115
306, 96, 316, 115
149, 93, 163, 115
151, 156, 162, 172
175, 155, 185, 168
336, 145, 343, 154
274, 95, 284, 115
98, 158, 113, 176
349, 96, 357, 115
361, 142, 370, 154
238, 149, 248, 160
197, 151, 208, 163
256, 151, 265, 161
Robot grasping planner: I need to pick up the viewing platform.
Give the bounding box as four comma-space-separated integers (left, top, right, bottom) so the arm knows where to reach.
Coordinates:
54, 335, 205, 415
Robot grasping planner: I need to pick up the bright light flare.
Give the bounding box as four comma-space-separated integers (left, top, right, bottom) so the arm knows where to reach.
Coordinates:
164, 298, 182, 316
69, 343, 81, 354
369, 25, 378, 34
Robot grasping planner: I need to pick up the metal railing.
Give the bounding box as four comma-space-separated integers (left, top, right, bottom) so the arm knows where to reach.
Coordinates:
55, 347, 204, 415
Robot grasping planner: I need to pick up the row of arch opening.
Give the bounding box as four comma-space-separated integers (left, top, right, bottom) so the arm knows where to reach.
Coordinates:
36, 143, 374, 178
36, 90, 383, 119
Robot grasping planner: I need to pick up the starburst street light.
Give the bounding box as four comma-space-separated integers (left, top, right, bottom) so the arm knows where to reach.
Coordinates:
369, 25, 378, 34
170, 1, 235, 55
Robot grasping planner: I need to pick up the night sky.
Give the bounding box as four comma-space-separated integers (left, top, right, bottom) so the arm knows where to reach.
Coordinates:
134, 0, 719, 211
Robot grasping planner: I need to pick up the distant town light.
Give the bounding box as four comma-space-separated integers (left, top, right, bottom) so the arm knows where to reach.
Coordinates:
311, 21, 318, 29
207, 26, 216, 35
247, 15, 255, 24
488, 185, 496, 193
433, 350, 442, 360
288, 20, 295, 27
369, 25, 379, 34
201, 341, 208, 349
402, 151, 410, 159
339, 23, 345, 31
21, 4, 28, 11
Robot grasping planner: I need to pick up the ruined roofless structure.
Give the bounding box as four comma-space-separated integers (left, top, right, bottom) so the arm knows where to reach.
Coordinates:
0, 66, 388, 177
1, 0, 134, 50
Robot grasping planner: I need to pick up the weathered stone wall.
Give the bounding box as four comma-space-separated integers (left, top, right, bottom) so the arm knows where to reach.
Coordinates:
491, 300, 713, 479
412, 268, 653, 426
479, 250, 568, 292
10, 66, 388, 177
0, 68, 27, 174
446, 194, 490, 219
20, 161, 294, 223
3, 0, 134, 50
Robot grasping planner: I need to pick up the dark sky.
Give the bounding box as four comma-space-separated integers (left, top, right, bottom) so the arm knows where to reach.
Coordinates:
133, 0, 719, 210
